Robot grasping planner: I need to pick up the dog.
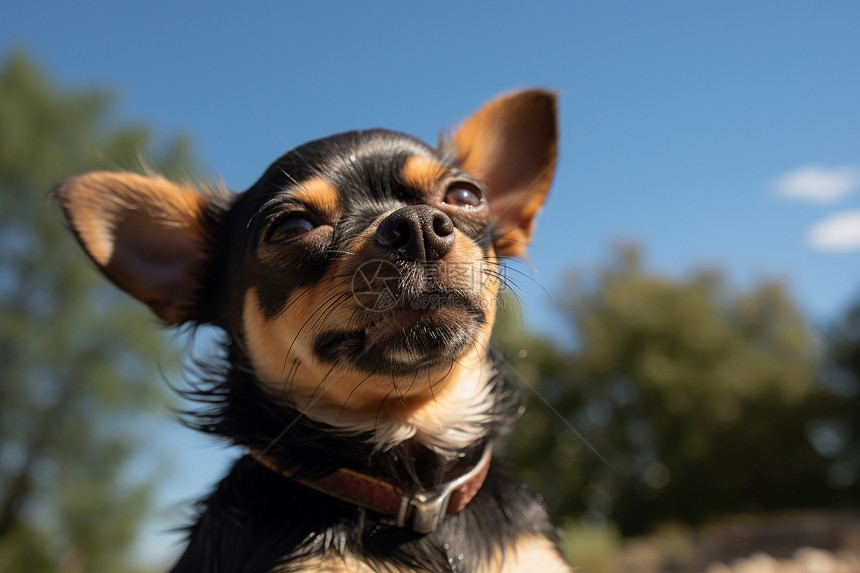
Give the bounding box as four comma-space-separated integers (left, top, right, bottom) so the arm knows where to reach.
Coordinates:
56, 90, 569, 572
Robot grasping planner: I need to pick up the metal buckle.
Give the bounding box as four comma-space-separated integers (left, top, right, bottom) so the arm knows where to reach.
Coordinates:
394, 444, 492, 534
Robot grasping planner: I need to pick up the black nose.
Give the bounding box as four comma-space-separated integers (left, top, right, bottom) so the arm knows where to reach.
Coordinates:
375, 205, 455, 261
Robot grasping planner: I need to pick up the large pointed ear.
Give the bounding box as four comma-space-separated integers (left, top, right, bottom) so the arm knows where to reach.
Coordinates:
449, 90, 558, 257
55, 171, 221, 325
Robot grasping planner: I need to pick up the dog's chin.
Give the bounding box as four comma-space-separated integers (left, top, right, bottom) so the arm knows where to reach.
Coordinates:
314, 301, 484, 375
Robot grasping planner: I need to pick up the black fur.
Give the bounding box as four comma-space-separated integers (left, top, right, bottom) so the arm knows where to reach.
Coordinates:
57, 94, 564, 572
172, 458, 555, 573
201, 130, 496, 329
173, 346, 557, 572
165, 130, 560, 571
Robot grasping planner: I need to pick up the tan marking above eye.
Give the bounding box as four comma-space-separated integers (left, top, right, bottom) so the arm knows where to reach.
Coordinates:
402, 155, 448, 193
289, 177, 342, 219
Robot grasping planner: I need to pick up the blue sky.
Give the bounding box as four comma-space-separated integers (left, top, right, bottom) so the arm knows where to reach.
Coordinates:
4, 1, 860, 565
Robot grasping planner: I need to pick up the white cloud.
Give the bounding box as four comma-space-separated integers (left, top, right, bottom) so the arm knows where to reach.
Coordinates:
774, 165, 860, 204
807, 210, 860, 252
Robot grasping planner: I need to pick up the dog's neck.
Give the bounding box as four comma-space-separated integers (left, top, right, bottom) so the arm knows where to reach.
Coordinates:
186, 340, 520, 488
293, 361, 501, 455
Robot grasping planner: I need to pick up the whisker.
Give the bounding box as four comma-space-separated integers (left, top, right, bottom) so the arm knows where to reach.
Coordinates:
278, 291, 348, 377
401, 370, 419, 400
337, 371, 375, 421
277, 166, 300, 187
309, 291, 353, 333
281, 358, 300, 397
321, 249, 356, 257
252, 364, 337, 460
373, 385, 397, 432
275, 275, 352, 320
483, 270, 523, 307
391, 371, 404, 405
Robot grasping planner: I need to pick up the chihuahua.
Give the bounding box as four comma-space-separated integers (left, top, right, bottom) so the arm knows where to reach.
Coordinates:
56, 90, 569, 572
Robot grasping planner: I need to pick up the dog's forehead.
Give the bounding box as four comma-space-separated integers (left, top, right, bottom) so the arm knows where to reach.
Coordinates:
243, 129, 450, 207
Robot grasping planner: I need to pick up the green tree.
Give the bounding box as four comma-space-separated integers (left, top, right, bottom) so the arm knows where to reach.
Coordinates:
0, 52, 194, 571
499, 246, 841, 534
818, 293, 860, 498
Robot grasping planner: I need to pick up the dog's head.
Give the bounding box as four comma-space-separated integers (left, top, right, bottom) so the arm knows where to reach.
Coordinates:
56, 90, 557, 443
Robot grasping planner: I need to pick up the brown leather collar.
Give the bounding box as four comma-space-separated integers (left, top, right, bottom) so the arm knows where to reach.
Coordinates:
251, 444, 492, 534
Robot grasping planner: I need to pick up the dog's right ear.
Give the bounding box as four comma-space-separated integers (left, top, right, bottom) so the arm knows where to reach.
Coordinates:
55, 171, 222, 325
448, 90, 558, 257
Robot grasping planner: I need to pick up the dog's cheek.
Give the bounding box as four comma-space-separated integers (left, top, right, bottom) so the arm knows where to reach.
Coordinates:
240, 285, 354, 391
446, 240, 499, 351
241, 281, 380, 405
242, 288, 297, 387
480, 273, 499, 345
482, 248, 500, 328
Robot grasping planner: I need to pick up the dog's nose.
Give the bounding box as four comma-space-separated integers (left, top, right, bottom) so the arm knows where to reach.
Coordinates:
375, 205, 455, 261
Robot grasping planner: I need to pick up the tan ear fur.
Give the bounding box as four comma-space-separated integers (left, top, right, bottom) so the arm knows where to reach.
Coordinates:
450, 90, 558, 257
55, 171, 215, 324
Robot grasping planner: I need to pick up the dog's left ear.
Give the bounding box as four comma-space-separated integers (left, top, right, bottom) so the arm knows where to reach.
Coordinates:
55, 172, 220, 325
449, 90, 558, 257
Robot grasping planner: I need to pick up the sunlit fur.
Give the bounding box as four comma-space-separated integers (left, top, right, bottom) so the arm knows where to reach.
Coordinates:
56, 90, 568, 572
240, 240, 502, 454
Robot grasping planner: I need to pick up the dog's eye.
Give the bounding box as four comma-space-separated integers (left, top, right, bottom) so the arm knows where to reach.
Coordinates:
268, 214, 316, 242
444, 183, 483, 208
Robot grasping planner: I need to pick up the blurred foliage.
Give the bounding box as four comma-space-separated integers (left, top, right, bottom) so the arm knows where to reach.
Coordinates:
497, 246, 859, 535
0, 52, 195, 571
558, 521, 622, 573
818, 294, 860, 495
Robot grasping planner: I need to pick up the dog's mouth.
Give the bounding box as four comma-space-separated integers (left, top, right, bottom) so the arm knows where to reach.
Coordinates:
315, 293, 484, 373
